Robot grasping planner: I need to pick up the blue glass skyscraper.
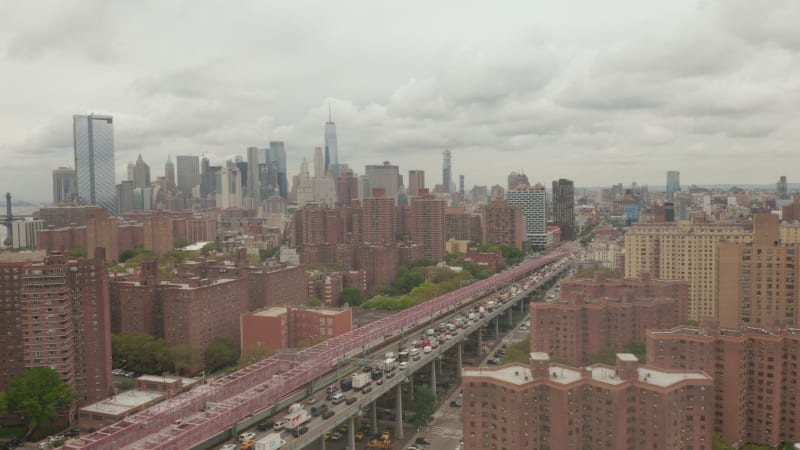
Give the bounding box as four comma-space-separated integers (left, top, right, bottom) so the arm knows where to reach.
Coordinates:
73, 114, 116, 214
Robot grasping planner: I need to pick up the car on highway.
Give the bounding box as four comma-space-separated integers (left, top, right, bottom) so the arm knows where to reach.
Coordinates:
291, 425, 308, 437
238, 432, 256, 442
239, 440, 255, 450
330, 431, 343, 441
273, 420, 285, 431
257, 419, 274, 431
399, 361, 409, 370
345, 396, 357, 405
362, 386, 373, 393
219, 444, 237, 450
322, 409, 335, 419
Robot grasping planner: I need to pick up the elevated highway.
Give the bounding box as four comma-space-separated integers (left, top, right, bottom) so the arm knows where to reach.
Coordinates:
65, 250, 571, 450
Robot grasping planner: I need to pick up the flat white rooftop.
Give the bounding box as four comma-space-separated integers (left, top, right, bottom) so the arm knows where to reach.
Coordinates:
80, 390, 164, 416
638, 367, 710, 388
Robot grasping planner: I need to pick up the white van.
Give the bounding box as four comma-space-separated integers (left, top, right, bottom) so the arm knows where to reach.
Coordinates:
331, 393, 346, 404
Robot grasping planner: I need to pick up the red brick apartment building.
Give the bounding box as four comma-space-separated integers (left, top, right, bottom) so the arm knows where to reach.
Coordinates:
646, 319, 800, 447
240, 306, 352, 354
481, 199, 526, 251
462, 353, 712, 450
111, 259, 307, 372
0, 250, 112, 406
531, 274, 689, 366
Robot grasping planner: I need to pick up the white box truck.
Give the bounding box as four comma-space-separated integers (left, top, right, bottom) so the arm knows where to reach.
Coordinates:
352, 372, 371, 390
255, 433, 286, 450
283, 405, 311, 431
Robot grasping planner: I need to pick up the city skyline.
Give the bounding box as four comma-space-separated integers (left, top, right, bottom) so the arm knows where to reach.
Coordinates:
1, 1, 799, 201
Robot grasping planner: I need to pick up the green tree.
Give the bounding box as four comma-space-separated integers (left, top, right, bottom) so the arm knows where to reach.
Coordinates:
258, 248, 279, 261
169, 344, 197, 376
588, 346, 617, 365
410, 385, 437, 429
239, 346, 273, 368
206, 335, 239, 372
5, 367, 76, 438
112, 334, 170, 374
712, 435, 734, 450
340, 287, 364, 307
200, 242, 221, 257
67, 246, 87, 258
309, 297, 323, 307
173, 238, 190, 249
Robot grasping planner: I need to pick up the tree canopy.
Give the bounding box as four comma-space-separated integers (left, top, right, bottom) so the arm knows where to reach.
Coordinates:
340, 287, 364, 307
112, 334, 170, 374
410, 385, 437, 429
206, 335, 239, 372
4, 367, 75, 437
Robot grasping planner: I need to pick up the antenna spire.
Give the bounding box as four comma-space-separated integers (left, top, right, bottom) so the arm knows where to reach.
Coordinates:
328, 100, 332, 122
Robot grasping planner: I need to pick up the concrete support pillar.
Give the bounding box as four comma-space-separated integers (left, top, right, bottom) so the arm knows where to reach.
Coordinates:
395, 383, 404, 440
477, 328, 483, 360
321, 436, 326, 450
410, 375, 415, 400
431, 359, 437, 399
494, 316, 500, 339
347, 416, 355, 450
520, 299, 525, 312
457, 341, 463, 379
508, 308, 513, 327
371, 401, 378, 432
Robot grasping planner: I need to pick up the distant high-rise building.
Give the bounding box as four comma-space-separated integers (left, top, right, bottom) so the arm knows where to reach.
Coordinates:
719, 213, 800, 328
442, 150, 452, 194
324, 109, 338, 174
507, 171, 529, 191
176, 155, 200, 196
164, 156, 175, 190
216, 166, 242, 209
552, 178, 575, 240
459, 174, 465, 197
482, 200, 525, 250
625, 221, 751, 320
411, 190, 446, 261
408, 170, 425, 196
73, 114, 116, 213
777, 175, 788, 200
246, 146, 261, 206
116, 180, 135, 214
666, 170, 680, 200
266, 142, 288, 198
507, 183, 546, 235
132, 154, 151, 189
365, 161, 400, 201
52, 167, 77, 204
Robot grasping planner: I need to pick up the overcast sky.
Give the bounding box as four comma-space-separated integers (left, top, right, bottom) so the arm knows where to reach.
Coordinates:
1, 0, 799, 202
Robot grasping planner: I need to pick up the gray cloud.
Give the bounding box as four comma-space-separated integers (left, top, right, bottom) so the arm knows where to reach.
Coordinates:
2, 0, 800, 202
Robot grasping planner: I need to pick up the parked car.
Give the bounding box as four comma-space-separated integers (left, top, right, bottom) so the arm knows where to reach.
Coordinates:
416, 437, 432, 445
450, 400, 462, 407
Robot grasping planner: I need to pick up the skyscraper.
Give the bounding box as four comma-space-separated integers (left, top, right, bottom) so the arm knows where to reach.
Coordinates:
666, 170, 680, 200
459, 174, 465, 197
365, 161, 400, 201
442, 150, 452, 194
551, 178, 575, 241
507, 183, 546, 235
164, 155, 175, 190
52, 167, 77, 204
176, 155, 200, 196
324, 108, 338, 174
266, 142, 288, 198
246, 146, 261, 206
132, 154, 151, 189
73, 114, 116, 213
777, 175, 788, 200
408, 170, 425, 196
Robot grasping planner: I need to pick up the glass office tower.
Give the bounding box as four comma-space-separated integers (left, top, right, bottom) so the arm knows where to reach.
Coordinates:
73, 114, 116, 214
